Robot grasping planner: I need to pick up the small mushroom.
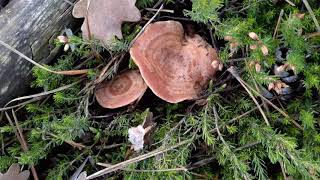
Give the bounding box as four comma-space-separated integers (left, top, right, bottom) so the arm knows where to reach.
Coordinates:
130, 21, 220, 103
95, 70, 147, 109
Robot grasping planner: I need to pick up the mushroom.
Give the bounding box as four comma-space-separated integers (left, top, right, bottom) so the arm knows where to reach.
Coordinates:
130, 21, 220, 103
72, 0, 141, 44
95, 70, 147, 109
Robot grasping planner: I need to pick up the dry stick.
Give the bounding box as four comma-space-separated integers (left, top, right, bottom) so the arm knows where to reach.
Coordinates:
284, 0, 296, 6
129, 4, 164, 48
145, 8, 174, 13
227, 67, 270, 126
227, 67, 303, 130
280, 161, 288, 180
0, 97, 42, 112
86, 139, 192, 179
210, 105, 260, 133
273, 9, 284, 39
97, 162, 187, 172
302, 0, 320, 32
1, 80, 81, 109
5, 112, 39, 180
47, 133, 86, 150
0, 40, 88, 75
238, 77, 303, 130
306, 32, 320, 39
234, 141, 261, 152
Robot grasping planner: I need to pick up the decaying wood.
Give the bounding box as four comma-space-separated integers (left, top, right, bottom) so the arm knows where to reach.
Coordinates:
0, 0, 79, 106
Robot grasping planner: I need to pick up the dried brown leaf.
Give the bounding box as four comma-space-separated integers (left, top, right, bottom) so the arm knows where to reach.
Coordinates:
248, 32, 259, 41
72, 0, 141, 44
0, 164, 30, 180
261, 45, 269, 56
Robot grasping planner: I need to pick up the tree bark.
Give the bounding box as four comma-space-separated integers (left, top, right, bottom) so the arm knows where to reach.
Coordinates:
0, 0, 79, 106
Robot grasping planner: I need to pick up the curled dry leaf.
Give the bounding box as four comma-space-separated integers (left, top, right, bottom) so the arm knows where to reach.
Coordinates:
128, 125, 152, 151
294, 13, 305, 19
250, 44, 258, 50
72, 0, 141, 44
95, 70, 147, 109
274, 65, 289, 78
211, 60, 223, 71
248, 32, 260, 41
268, 81, 290, 95
0, 164, 30, 180
130, 21, 221, 103
255, 63, 262, 72
224, 35, 234, 41
260, 45, 269, 56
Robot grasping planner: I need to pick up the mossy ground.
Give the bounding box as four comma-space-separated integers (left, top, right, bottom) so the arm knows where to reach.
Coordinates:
1, 0, 320, 179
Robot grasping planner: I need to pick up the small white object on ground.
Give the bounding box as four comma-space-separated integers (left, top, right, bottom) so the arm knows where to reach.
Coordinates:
128, 125, 147, 151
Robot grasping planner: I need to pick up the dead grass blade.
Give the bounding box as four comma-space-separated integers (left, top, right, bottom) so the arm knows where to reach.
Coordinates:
86, 139, 192, 179
0, 40, 88, 75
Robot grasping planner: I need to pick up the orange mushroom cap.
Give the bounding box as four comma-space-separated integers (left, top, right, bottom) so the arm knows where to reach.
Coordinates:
95, 70, 147, 109
130, 21, 220, 103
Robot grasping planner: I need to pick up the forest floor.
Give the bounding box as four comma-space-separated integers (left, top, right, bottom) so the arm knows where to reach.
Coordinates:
0, 0, 320, 179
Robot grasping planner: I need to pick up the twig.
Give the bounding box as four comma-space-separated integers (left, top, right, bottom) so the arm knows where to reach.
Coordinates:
1, 80, 81, 109
273, 9, 284, 39
0, 40, 89, 75
129, 4, 164, 48
213, 105, 227, 145
280, 161, 288, 180
210, 105, 261, 133
145, 8, 174, 13
234, 141, 261, 152
284, 0, 296, 6
86, 139, 192, 179
302, 0, 320, 32
5, 112, 39, 180
234, 74, 303, 130
186, 157, 215, 170
0, 97, 42, 112
306, 32, 320, 39
227, 67, 270, 126
97, 162, 187, 172
227, 66, 302, 130
47, 132, 86, 150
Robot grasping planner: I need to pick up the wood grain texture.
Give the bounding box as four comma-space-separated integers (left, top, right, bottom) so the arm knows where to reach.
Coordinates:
0, 0, 79, 106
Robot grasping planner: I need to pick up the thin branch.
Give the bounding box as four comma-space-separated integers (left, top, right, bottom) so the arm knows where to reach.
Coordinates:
227, 67, 270, 126
284, 0, 296, 6
5, 112, 39, 180
302, 0, 320, 32
234, 141, 261, 152
1, 80, 81, 109
280, 161, 288, 180
273, 9, 284, 39
87, 139, 192, 179
145, 8, 174, 13
97, 162, 187, 172
212, 105, 227, 145
0, 40, 88, 75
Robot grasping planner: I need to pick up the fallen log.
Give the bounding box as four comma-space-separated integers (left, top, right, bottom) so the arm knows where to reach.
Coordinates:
0, 0, 79, 106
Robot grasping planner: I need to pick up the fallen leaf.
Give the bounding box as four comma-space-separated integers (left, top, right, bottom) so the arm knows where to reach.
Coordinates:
128, 125, 152, 152
0, 164, 30, 180
72, 0, 141, 44
224, 36, 233, 41
255, 63, 261, 72
248, 32, 259, 41
260, 45, 269, 56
